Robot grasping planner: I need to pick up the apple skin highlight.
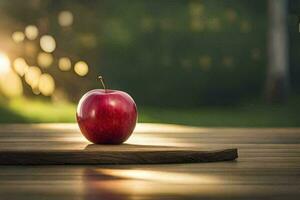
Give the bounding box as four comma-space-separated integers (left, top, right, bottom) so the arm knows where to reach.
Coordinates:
76, 89, 138, 144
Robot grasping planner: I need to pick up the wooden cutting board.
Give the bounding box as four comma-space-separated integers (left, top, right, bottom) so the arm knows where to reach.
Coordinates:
0, 124, 238, 165
0, 145, 238, 165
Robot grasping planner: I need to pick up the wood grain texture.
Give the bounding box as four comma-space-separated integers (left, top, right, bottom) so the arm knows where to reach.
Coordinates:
0, 123, 299, 200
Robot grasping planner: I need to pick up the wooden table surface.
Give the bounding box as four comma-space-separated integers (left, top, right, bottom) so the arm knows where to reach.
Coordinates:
0, 123, 299, 200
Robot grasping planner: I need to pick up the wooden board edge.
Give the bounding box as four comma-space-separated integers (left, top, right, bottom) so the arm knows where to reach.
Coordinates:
0, 148, 238, 165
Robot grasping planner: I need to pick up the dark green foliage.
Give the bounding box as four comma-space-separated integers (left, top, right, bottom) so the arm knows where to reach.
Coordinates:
1, 0, 299, 106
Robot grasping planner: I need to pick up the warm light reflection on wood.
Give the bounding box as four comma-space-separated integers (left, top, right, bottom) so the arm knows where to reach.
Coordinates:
126, 134, 181, 147
134, 123, 209, 133
82, 168, 223, 197
0, 123, 207, 146
83, 179, 228, 197
2, 123, 207, 133
98, 169, 220, 184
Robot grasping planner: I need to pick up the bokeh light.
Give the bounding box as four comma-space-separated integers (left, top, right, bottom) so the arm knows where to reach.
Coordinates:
74, 61, 89, 76
40, 35, 56, 53
25, 66, 41, 88
58, 10, 74, 27
13, 57, 28, 76
0, 71, 23, 97
222, 56, 234, 67
25, 25, 39, 40
38, 73, 55, 96
0, 53, 11, 75
225, 8, 237, 23
190, 18, 205, 32
37, 52, 53, 68
199, 55, 212, 71
12, 31, 25, 43
58, 57, 72, 71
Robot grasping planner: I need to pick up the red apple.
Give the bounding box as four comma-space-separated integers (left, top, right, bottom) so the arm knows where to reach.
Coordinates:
76, 77, 137, 144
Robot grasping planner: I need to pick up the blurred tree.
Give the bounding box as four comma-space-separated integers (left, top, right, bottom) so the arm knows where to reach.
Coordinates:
266, 0, 289, 103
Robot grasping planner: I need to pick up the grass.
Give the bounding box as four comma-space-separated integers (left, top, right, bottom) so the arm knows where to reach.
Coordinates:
0, 98, 75, 123
0, 97, 299, 127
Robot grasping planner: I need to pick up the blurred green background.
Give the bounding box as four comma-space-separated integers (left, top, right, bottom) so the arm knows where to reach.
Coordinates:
0, 0, 299, 126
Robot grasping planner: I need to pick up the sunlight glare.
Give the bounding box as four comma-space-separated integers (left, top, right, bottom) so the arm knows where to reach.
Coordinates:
0, 53, 11, 75
0, 71, 23, 97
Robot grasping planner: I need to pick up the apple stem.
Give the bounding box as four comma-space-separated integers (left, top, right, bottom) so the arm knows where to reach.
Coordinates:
98, 76, 106, 91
